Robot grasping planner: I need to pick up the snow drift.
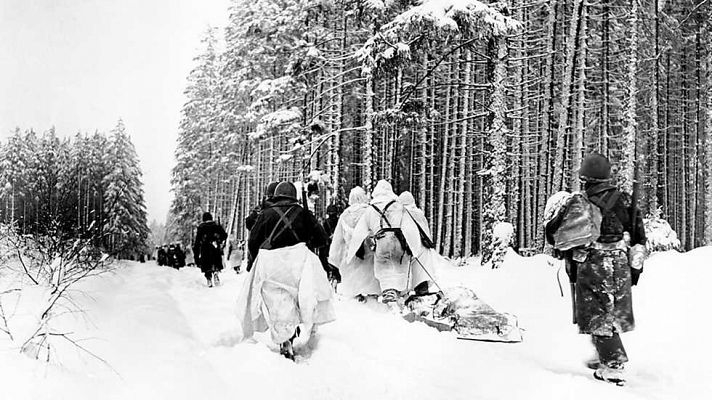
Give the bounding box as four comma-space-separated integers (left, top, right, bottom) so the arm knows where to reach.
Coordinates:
1, 246, 711, 400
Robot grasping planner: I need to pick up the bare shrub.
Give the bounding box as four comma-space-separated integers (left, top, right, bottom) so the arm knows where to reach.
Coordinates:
0, 223, 114, 366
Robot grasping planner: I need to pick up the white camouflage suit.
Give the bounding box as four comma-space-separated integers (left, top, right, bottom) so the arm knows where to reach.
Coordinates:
346, 180, 425, 293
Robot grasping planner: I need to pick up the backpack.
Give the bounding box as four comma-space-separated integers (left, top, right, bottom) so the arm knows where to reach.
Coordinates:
371, 201, 412, 255
552, 192, 602, 251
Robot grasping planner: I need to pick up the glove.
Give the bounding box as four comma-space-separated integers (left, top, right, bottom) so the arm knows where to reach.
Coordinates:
631, 266, 642, 286
552, 249, 565, 260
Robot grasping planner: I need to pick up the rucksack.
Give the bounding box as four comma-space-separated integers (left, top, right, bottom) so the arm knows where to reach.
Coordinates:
552, 192, 602, 251
370, 201, 412, 255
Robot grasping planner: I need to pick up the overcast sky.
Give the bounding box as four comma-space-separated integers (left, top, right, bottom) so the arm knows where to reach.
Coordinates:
0, 0, 230, 223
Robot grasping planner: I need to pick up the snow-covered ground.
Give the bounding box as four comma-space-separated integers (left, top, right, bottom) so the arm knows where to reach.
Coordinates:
1, 247, 711, 400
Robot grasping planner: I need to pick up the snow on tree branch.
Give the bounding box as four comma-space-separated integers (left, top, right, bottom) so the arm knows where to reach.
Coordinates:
358, 0, 521, 73
250, 107, 303, 140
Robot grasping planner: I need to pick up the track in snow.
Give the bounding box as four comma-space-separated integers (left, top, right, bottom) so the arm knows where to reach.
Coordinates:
2, 248, 711, 400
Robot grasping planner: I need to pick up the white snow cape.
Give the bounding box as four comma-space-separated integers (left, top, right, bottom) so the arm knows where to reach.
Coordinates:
328, 202, 381, 297
236, 243, 336, 344
344, 182, 432, 293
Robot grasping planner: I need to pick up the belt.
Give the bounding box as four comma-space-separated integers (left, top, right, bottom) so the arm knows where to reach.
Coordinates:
591, 240, 627, 251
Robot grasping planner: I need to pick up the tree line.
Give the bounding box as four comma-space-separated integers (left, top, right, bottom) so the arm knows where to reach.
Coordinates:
0, 120, 150, 258
169, 0, 712, 262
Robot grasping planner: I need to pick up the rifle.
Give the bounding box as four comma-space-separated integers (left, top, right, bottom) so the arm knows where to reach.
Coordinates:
564, 254, 577, 325
301, 182, 309, 212
570, 281, 577, 324
628, 147, 646, 274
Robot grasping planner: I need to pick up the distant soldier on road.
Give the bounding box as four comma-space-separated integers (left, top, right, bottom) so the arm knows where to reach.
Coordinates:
193, 212, 228, 287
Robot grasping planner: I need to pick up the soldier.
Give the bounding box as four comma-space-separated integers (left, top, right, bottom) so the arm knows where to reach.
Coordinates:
328, 187, 380, 299
174, 243, 186, 269
245, 182, 279, 270
157, 245, 168, 266
238, 181, 335, 360
193, 212, 228, 287
546, 153, 646, 386
346, 180, 425, 305
319, 204, 342, 285
245, 181, 279, 231
167, 243, 177, 269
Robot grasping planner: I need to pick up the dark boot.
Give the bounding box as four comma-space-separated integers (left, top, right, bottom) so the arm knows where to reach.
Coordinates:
380, 288, 398, 304
593, 363, 625, 386
592, 333, 628, 366
279, 340, 295, 361
205, 271, 213, 287
591, 333, 628, 385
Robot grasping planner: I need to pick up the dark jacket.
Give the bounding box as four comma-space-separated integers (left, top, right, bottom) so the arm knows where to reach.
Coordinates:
574, 182, 646, 336
318, 217, 341, 281
247, 197, 328, 271
319, 216, 339, 260
167, 247, 176, 265
157, 248, 166, 265
193, 220, 228, 272
245, 199, 273, 231
174, 246, 186, 268
584, 182, 646, 246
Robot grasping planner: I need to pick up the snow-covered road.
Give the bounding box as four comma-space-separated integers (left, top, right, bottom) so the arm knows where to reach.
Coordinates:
2, 248, 711, 400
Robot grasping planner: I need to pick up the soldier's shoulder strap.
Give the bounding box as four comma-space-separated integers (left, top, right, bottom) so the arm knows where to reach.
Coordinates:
264, 206, 300, 246
371, 200, 396, 229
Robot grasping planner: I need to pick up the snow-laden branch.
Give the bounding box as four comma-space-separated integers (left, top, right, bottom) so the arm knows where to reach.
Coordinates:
250, 107, 303, 140
358, 0, 522, 73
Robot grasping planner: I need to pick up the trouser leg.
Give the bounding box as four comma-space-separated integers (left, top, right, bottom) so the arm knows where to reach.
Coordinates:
373, 234, 407, 292
592, 332, 628, 367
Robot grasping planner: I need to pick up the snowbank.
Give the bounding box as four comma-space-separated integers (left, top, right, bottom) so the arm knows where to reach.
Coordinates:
644, 216, 681, 252
1, 246, 711, 399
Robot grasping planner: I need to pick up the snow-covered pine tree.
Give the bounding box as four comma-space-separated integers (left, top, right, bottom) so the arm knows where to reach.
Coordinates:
359, 0, 519, 259
619, 0, 640, 194
103, 120, 149, 257
170, 28, 222, 245
706, 28, 712, 245
647, 0, 662, 213
29, 128, 66, 234
1, 129, 31, 229
570, 2, 587, 193
535, 0, 558, 247
552, 0, 584, 192
481, 30, 509, 268
165, 0, 712, 258
88, 132, 110, 237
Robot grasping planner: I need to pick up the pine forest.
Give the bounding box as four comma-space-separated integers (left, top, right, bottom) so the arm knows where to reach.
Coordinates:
169, 0, 712, 262
0, 120, 150, 258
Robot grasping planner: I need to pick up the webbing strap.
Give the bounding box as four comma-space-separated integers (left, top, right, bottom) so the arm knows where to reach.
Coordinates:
371, 200, 396, 230
590, 191, 626, 227
265, 206, 299, 246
